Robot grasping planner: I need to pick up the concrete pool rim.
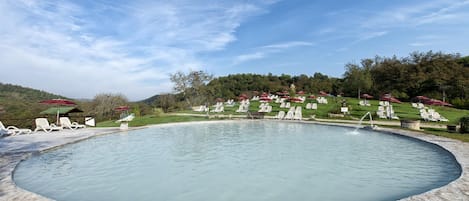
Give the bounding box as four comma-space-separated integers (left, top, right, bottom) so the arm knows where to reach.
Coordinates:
1, 120, 468, 201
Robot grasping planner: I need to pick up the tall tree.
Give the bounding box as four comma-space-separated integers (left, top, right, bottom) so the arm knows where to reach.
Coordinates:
170, 70, 213, 107
91, 93, 128, 120
342, 61, 373, 99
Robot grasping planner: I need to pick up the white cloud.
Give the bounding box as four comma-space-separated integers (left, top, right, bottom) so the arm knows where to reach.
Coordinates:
361, 0, 469, 28
261, 41, 314, 49
234, 41, 314, 64
0, 0, 273, 100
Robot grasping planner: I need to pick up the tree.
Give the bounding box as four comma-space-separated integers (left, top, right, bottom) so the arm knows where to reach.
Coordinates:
170, 70, 213, 107
91, 93, 128, 120
342, 61, 373, 99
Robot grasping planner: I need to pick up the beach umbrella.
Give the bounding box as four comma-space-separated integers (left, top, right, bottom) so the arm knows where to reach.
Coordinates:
114, 106, 130, 111
289, 97, 303, 103
426, 99, 452, 107
361, 94, 373, 99
297, 91, 305, 95
215, 98, 225, 103
115, 106, 131, 119
259, 97, 272, 102
308, 95, 316, 99
319, 91, 328, 96
260, 92, 268, 97
39, 99, 76, 124
380, 94, 402, 103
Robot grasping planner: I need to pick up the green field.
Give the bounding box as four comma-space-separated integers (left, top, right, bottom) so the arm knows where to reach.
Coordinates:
97, 97, 469, 142
97, 115, 211, 127
179, 97, 469, 124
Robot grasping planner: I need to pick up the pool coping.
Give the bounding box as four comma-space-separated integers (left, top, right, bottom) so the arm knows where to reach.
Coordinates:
1, 120, 468, 201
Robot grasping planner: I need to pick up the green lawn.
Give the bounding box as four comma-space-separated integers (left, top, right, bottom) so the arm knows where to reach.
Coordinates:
178, 97, 469, 124
97, 115, 211, 127
96, 97, 469, 142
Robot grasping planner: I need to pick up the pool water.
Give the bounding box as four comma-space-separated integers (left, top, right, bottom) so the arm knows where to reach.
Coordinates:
14, 121, 461, 201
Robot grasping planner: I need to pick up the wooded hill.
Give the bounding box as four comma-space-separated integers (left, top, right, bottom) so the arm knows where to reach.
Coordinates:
203, 51, 469, 109
0, 83, 66, 121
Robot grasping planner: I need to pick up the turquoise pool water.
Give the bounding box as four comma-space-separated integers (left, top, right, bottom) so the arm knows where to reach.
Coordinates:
14, 121, 460, 201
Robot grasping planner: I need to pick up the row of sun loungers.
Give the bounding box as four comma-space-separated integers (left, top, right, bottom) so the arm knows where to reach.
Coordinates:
316, 97, 328, 104
305, 103, 318, 110
275, 106, 303, 120
1, 117, 86, 137
359, 100, 371, 106
376, 105, 399, 120
420, 108, 448, 122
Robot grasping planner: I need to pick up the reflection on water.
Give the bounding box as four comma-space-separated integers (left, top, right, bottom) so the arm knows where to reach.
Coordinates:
14, 121, 461, 201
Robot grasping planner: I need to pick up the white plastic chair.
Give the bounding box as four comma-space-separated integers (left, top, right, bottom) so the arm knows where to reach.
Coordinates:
60, 117, 86, 130
34, 118, 63, 133
0, 121, 32, 135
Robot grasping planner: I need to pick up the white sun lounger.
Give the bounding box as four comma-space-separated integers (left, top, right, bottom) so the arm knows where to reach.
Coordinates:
34, 118, 63, 133
60, 117, 86, 130
275, 111, 285, 119
0, 121, 32, 136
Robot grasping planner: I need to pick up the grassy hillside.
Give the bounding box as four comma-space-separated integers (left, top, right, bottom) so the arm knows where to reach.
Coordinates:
177, 97, 469, 124
0, 83, 67, 127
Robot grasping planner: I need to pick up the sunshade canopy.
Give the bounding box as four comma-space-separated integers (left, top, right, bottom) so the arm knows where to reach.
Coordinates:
40, 107, 83, 115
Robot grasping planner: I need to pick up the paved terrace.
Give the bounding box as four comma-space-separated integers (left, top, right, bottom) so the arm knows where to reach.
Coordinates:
0, 121, 468, 201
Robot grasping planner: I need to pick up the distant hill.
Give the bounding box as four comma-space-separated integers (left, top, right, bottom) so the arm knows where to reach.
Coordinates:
0, 83, 67, 123
140, 94, 160, 105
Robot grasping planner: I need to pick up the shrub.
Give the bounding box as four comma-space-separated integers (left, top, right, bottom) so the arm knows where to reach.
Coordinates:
460, 116, 469, 134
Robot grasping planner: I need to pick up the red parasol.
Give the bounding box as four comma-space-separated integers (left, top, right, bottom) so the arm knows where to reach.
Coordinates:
425, 99, 452, 107
40, 99, 76, 124
289, 97, 303, 103
260, 92, 269, 97
361, 94, 373, 99
296, 91, 305, 95
259, 97, 272, 102
308, 95, 316, 99
415, 96, 430, 101
380, 94, 402, 103
114, 106, 130, 111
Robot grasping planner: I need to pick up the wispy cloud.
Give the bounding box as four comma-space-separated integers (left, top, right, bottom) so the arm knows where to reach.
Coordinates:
361, 0, 469, 28
0, 0, 273, 100
234, 41, 314, 64
260, 41, 314, 49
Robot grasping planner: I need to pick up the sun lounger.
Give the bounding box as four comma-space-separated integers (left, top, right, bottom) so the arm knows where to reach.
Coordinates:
60, 117, 86, 130
293, 106, 302, 120
0, 121, 32, 135
275, 111, 285, 119
34, 118, 63, 133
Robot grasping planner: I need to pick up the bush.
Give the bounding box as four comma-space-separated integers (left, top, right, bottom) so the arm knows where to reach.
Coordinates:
460, 116, 469, 134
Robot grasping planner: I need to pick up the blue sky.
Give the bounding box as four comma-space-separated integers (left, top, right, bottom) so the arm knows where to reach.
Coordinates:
1, 0, 468, 100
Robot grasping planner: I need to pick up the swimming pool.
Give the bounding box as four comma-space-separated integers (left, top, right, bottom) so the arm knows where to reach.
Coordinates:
14, 121, 461, 201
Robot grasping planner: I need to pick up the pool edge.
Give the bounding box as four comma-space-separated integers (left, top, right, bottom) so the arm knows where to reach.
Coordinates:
1, 120, 468, 201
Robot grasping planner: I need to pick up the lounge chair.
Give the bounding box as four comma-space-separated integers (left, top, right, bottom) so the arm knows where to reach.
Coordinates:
0, 121, 32, 135
60, 117, 86, 130
275, 111, 285, 119
34, 118, 63, 133
293, 106, 302, 120
306, 103, 312, 109
311, 103, 318, 110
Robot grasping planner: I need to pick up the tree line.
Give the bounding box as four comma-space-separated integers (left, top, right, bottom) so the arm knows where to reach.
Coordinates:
157, 51, 469, 110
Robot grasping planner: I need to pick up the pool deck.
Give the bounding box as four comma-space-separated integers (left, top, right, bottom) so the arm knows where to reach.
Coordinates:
0, 121, 468, 201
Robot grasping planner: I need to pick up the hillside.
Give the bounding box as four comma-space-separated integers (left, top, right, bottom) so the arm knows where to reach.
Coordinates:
0, 83, 66, 122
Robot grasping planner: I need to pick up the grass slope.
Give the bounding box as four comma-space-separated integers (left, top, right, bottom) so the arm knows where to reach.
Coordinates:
97, 115, 210, 127
180, 97, 469, 124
